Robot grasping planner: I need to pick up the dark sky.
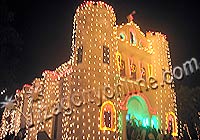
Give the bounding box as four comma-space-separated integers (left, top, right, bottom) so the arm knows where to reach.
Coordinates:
2, 0, 200, 92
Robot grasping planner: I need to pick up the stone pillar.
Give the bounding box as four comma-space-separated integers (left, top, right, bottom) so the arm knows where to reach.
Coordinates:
121, 109, 128, 140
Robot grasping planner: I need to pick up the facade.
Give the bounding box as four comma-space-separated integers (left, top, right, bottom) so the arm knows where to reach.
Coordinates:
0, 1, 178, 140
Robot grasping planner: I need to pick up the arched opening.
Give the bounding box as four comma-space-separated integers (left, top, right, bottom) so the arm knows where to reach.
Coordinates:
119, 92, 159, 140
100, 101, 116, 131
166, 112, 178, 136
129, 29, 137, 45
127, 96, 150, 127
129, 57, 137, 80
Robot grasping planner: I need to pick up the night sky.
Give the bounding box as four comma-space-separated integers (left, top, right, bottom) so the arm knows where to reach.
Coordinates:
1, 0, 200, 119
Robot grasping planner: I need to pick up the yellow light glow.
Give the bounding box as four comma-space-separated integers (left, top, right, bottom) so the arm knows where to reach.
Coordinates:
100, 101, 116, 131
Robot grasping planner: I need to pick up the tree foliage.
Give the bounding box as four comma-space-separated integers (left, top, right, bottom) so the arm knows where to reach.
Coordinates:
176, 85, 200, 139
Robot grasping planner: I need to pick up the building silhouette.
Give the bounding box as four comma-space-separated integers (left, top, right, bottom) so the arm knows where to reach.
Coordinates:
0, 1, 177, 140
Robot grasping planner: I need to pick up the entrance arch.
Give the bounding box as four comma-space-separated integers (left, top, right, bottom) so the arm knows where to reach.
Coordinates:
127, 96, 150, 127
119, 91, 158, 140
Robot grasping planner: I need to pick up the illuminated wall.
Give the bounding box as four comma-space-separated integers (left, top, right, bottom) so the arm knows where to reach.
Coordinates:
61, 1, 120, 139
0, 1, 177, 139
116, 20, 178, 135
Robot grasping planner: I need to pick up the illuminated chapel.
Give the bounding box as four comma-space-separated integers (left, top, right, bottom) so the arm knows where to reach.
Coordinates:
0, 1, 178, 140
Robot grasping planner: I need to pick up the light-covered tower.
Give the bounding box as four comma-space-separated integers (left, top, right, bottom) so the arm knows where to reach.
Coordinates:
62, 1, 120, 140
72, 1, 118, 89
146, 32, 178, 136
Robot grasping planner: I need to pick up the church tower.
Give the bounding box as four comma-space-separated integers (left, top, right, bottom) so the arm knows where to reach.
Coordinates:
71, 1, 118, 91
62, 1, 120, 139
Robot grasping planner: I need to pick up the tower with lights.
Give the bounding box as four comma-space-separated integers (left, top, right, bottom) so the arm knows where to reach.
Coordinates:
0, 1, 178, 140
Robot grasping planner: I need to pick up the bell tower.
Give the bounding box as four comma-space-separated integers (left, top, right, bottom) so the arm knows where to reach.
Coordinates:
71, 1, 118, 93
62, 1, 120, 139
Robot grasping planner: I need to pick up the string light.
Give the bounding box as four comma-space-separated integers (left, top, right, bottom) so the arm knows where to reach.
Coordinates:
0, 1, 177, 140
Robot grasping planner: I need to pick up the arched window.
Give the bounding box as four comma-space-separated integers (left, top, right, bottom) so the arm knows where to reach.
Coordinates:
140, 62, 146, 80
130, 29, 137, 45
141, 67, 146, 81
130, 64, 137, 80
166, 112, 178, 136
100, 101, 116, 131
129, 57, 136, 80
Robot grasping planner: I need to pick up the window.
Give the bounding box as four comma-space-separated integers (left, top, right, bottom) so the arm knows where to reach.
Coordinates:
140, 62, 146, 80
129, 58, 136, 80
103, 46, 110, 64
166, 112, 178, 136
130, 29, 137, 45
77, 46, 83, 64
119, 33, 126, 41
141, 67, 146, 81
130, 64, 136, 80
100, 101, 116, 131
104, 111, 111, 128
130, 32, 134, 43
